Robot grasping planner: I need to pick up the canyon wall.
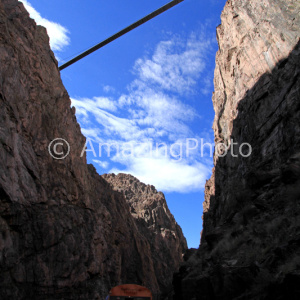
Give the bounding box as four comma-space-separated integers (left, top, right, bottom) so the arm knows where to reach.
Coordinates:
174, 0, 300, 299
0, 0, 186, 299
103, 173, 187, 298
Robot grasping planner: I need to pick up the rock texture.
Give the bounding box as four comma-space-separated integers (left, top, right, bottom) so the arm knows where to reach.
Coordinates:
102, 173, 187, 298
174, 0, 300, 299
0, 0, 186, 299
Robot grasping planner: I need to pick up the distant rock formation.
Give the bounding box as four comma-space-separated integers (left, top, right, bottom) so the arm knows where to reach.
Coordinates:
103, 173, 187, 298
0, 0, 186, 299
174, 0, 300, 299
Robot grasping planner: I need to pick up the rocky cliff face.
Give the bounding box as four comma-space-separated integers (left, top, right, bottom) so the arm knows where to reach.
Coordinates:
174, 0, 300, 299
0, 0, 186, 299
103, 173, 187, 297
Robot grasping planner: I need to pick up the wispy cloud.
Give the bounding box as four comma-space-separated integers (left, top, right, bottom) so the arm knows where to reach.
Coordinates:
133, 32, 213, 95
110, 156, 210, 193
124, 90, 196, 140
72, 97, 118, 113
72, 97, 143, 140
93, 159, 109, 170
103, 85, 116, 94
21, 0, 70, 52
72, 29, 215, 193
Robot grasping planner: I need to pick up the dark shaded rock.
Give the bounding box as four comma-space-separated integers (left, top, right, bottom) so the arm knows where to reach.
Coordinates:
174, 0, 300, 299
0, 0, 186, 299
102, 173, 187, 299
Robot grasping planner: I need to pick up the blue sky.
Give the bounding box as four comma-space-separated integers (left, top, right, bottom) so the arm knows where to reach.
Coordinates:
21, 0, 227, 248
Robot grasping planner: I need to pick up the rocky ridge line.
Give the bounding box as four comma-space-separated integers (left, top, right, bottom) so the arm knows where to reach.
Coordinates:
103, 173, 187, 298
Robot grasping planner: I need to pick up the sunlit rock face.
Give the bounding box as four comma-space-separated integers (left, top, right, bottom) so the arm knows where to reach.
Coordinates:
103, 173, 187, 298
174, 0, 300, 299
0, 0, 186, 299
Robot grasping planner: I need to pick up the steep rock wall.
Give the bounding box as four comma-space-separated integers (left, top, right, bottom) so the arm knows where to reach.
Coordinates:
103, 173, 187, 298
0, 0, 186, 299
174, 0, 300, 299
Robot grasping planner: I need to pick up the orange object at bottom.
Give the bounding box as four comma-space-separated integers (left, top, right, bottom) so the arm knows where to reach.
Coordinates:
106, 284, 152, 300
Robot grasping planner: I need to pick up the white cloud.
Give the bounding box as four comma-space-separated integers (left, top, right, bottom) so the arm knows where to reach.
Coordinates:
133, 90, 197, 138
92, 110, 142, 140
71, 97, 118, 113
133, 32, 213, 94
110, 156, 211, 193
81, 128, 101, 140
93, 97, 118, 112
93, 160, 109, 169
71, 29, 215, 193
21, 0, 70, 52
103, 85, 116, 93
72, 90, 196, 142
